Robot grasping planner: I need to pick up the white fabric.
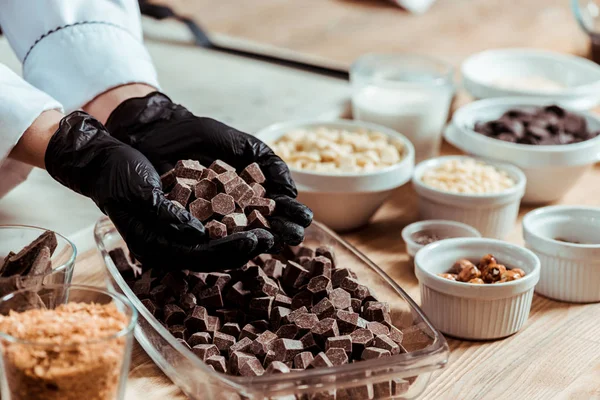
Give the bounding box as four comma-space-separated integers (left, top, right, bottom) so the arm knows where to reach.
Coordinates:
0, 64, 62, 198
0, 0, 160, 112
0, 0, 160, 197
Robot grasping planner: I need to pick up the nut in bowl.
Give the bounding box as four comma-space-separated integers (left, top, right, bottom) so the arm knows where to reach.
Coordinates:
523, 205, 600, 303
412, 156, 526, 239
444, 97, 600, 203
415, 238, 540, 340
257, 119, 415, 232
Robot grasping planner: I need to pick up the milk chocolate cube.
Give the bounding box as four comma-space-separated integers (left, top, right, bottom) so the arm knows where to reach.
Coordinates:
307, 276, 332, 300
179, 292, 197, 311
201, 168, 219, 180
244, 197, 275, 216
373, 334, 400, 355
249, 330, 278, 357
192, 344, 220, 361
270, 338, 304, 362
220, 322, 241, 339
205, 220, 227, 239
160, 169, 176, 190
209, 159, 236, 174
273, 293, 292, 308
164, 304, 186, 326
228, 336, 253, 358
206, 355, 227, 373
350, 328, 374, 357
265, 360, 290, 374
263, 259, 284, 280
169, 325, 187, 339
282, 261, 309, 289
213, 331, 236, 354
363, 302, 391, 323
315, 246, 337, 269
250, 182, 266, 198
211, 193, 235, 217
240, 162, 266, 184
311, 298, 335, 319
293, 313, 319, 333
324, 348, 348, 366
361, 347, 391, 360
294, 351, 314, 369
249, 296, 273, 319
325, 335, 352, 355
247, 210, 270, 230
188, 332, 212, 347
329, 288, 351, 310
168, 178, 193, 207
189, 198, 213, 221
240, 324, 261, 341
175, 159, 204, 180
291, 291, 313, 310
367, 321, 390, 336
199, 286, 224, 308
308, 352, 333, 369
194, 179, 218, 200
229, 351, 256, 375
332, 269, 356, 288
276, 324, 299, 339
239, 357, 265, 377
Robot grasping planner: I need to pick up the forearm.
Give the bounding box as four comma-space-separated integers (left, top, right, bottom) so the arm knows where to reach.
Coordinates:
83, 83, 156, 124
8, 110, 63, 169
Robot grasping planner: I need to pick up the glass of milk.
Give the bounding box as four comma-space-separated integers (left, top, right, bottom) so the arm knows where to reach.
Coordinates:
351, 54, 454, 162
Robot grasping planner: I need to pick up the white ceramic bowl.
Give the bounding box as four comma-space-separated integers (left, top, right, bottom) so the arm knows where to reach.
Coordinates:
415, 238, 540, 340
462, 48, 600, 110
523, 205, 600, 303
256, 119, 415, 232
412, 156, 526, 239
444, 97, 600, 203
401, 220, 481, 258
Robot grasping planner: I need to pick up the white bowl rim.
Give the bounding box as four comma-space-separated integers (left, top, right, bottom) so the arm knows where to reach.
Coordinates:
415, 238, 541, 299
401, 220, 481, 254
523, 205, 600, 250
256, 118, 415, 178
412, 155, 527, 201
451, 97, 600, 154
461, 48, 600, 96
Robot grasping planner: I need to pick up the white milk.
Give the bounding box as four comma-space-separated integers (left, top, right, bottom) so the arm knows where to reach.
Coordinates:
352, 84, 453, 162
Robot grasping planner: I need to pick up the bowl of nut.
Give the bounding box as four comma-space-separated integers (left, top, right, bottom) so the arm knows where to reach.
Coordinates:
412, 155, 526, 239
257, 119, 415, 231
444, 97, 600, 203
415, 238, 540, 340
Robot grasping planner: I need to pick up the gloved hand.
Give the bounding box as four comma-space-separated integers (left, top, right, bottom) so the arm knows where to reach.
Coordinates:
105, 92, 313, 249
45, 111, 274, 270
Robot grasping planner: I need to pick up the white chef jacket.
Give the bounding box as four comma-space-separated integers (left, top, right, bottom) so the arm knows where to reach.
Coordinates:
0, 0, 160, 198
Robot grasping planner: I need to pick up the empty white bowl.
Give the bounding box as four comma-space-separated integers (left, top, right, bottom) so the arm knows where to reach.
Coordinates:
256, 119, 415, 232
523, 205, 600, 303
444, 97, 600, 203
462, 48, 600, 110
415, 238, 540, 340
412, 156, 526, 239
401, 220, 481, 258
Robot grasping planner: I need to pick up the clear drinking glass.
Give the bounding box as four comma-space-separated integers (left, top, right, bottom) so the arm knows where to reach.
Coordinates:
0, 284, 137, 400
0, 225, 77, 297
351, 54, 455, 162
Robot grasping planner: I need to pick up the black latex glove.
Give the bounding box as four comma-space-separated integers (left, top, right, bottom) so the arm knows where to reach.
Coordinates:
45, 111, 272, 270
105, 92, 313, 248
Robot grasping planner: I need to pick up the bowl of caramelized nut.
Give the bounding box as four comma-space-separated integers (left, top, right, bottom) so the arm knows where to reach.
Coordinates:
257, 119, 415, 231
415, 238, 540, 340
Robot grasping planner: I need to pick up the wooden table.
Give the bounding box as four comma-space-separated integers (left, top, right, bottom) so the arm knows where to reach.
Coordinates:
74, 142, 600, 399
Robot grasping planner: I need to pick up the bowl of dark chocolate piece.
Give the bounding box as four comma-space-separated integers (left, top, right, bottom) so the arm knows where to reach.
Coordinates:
445, 97, 600, 203
95, 216, 449, 400
0, 226, 76, 297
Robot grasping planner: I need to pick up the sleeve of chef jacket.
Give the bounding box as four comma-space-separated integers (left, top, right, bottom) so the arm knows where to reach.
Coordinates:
0, 0, 160, 112
0, 64, 63, 198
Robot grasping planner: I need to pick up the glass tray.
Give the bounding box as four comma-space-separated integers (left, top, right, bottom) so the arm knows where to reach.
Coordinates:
94, 217, 448, 399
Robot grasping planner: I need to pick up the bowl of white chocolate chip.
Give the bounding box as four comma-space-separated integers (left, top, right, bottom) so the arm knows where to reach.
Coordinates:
257, 119, 415, 231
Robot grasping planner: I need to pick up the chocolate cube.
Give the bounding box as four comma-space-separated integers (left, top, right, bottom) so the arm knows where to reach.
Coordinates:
194, 179, 218, 200
244, 197, 275, 216
205, 220, 227, 239
222, 213, 248, 234
240, 162, 266, 185
247, 210, 270, 230
211, 193, 236, 217
174, 159, 204, 180
209, 159, 236, 174
189, 198, 213, 222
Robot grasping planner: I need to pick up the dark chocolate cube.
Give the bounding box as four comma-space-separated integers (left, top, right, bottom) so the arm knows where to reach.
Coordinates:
194, 179, 218, 200
174, 159, 204, 180
240, 162, 266, 185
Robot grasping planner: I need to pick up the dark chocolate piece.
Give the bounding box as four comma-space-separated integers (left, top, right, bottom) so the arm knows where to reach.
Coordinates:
240, 324, 261, 341
401, 323, 433, 352
230, 182, 254, 205
329, 288, 351, 310
249, 296, 273, 319
211, 193, 236, 217
209, 159, 236, 174
373, 334, 400, 355
273, 293, 292, 308
1, 230, 58, 277
315, 246, 337, 269
205, 220, 227, 239
27, 246, 52, 276
206, 315, 221, 332
361, 347, 391, 360
265, 360, 290, 374
293, 351, 314, 369
324, 347, 348, 366
391, 378, 410, 396
176, 338, 191, 350
213, 331, 236, 354
188, 332, 212, 347
133, 279, 152, 300
199, 286, 224, 308
311, 318, 339, 348
250, 183, 266, 198
276, 324, 299, 339
222, 213, 248, 234
228, 336, 253, 358
226, 281, 250, 306
163, 304, 186, 326
291, 290, 313, 310
270, 306, 291, 330
244, 197, 276, 216
192, 344, 220, 361
220, 322, 241, 339
263, 259, 284, 280
335, 310, 360, 334
332, 269, 356, 288
367, 321, 390, 336
162, 271, 189, 294
206, 355, 227, 373
306, 276, 332, 300
311, 298, 335, 319
247, 210, 270, 230
350, 298, 362, 313
239, 356, 264, 377
363, 302, 391, 324
194, 179, 218, 200
201, 168, 219, 181
282, 261, 309, 289
350, 328, 374, 357
240, 162, 266, 185
308, 352, 333, 369
189, 198, 213, 222
169, 325, 187, 339
229, 351, 255, 375
140, 298, 157, 316
293, 313, 319, 333
205, 272, 231, 291
160, 169, 176, 190
184, 306, 209, 333
179, 292, 197, 311
168, 178, 193, 207
270, 338, 304, 362
214, 171, 241, 193
174, 159, 204, 180
325, 335, 352, 356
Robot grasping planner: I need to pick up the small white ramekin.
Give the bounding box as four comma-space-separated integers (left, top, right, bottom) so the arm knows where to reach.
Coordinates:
444, 97, 600, 203
411, 156, 526, 239
415, 238, 540, 340
256, 119, 415, 232
523, 206, 600, 303
401, 220, 481, 258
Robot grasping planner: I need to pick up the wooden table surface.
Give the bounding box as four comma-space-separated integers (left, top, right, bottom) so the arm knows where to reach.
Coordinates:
74, 141, 600, 399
